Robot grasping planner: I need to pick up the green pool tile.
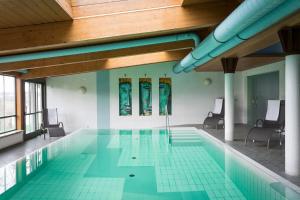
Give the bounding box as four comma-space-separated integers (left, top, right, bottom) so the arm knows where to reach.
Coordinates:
0, 129, 299, 200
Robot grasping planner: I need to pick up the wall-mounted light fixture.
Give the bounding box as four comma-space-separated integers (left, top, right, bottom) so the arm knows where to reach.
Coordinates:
203, 78, 212, 86
79, 86, 87, 94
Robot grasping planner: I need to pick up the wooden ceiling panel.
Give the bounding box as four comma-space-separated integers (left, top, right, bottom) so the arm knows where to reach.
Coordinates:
0, 0, 72, 29
0, 1, 233, 55
196, 56, 284, 72
0, 40, 194, 72
181, 0, 220, 6
72, 0, 182, 18
19, 50, 189, 80
236, 56, 284, 71
71, 0, 128, 6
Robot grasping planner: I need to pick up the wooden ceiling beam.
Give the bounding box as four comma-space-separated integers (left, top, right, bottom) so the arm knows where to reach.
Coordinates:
55, 0, 73, 18
0, 40, 194, 72
181, 0, 221, 6
237, 56, 284, 71
19, 50, 189, 80
72, 0, 181, 18
0, 0, 72, 29
0, 1, 234, 56
196, 56, 284, 72
196, 11, 300, 72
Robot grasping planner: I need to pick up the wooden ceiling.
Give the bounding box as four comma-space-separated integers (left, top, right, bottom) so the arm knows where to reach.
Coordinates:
0, 0, 298, 79
198, 56, 284, 72
0, 40, 195, 72
0, 0, 72, 28
181, 0, 222, 6
71, 0, 182, 18
19, 50, 191, 80
0, 0, 234, 55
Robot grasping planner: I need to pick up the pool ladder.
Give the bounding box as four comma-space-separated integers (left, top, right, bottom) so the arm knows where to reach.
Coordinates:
165, 105, 171, 144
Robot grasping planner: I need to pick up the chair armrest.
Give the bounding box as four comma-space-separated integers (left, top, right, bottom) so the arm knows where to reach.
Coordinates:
58, 122, 64, 128
255, 119, 264, 127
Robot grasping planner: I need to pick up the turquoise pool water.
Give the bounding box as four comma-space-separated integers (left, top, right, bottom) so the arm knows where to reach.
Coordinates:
0, 129, 300, 200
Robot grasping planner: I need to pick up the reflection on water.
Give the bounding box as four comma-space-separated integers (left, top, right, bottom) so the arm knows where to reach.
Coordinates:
0, 147, 51, 198
0, 129, 299, 200
0, 163, 16, 194
26, 149, 43, 175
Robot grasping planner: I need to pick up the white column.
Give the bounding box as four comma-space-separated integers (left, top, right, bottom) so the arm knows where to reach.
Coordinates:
285, 54, 300, 176
225, 73, 234, 141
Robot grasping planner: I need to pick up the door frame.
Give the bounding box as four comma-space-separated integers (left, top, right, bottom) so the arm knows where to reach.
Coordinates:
247, 71, 279, 125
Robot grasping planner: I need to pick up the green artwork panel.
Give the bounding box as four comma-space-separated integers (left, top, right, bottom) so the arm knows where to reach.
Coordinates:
139, 78, 152, 116
159, 78, 172, 115
119, 78, 132, 116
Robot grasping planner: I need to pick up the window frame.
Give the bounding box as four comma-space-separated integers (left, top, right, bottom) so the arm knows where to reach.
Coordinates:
0, 75, 17, 135
24, 81, 46, 135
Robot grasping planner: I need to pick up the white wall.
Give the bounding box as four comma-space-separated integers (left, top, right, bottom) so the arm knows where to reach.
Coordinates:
46, 72, 97, 132
46, 62, 226, 131
109, 62, 225, 129
97, 70, 110, 129
234, 71, 244, 124
45, 60, 285, 131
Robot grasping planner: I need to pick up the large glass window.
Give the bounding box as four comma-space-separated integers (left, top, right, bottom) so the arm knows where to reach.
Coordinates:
25, 82, 44, 134
0, 75, 16, 134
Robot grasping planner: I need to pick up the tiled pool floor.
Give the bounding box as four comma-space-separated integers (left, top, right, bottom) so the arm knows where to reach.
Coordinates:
2, 129, 294, 200
1, 125, 300, 189
182, 124, 300, 187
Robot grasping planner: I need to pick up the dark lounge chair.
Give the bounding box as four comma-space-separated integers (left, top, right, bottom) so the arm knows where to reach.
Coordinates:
41, 108, 65, 138
245, 100, 285, 149
203, 98, 224, 129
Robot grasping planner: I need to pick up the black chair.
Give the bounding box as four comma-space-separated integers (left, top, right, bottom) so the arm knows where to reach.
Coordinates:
245, 100, 285, 149
203, 98, 224, 129
41, 108, 65, 138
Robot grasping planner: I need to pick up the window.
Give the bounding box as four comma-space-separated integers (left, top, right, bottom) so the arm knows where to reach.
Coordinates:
25, 82, 44, 134
0, 75, 16, 134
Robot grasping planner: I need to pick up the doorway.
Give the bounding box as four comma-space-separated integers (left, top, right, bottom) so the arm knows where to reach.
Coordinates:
247, 71, 279, 125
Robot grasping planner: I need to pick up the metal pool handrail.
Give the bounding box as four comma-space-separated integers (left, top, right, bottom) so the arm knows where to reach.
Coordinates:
165, 105, 171, 144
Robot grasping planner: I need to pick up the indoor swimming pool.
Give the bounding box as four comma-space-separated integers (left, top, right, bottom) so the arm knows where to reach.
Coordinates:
0, 128, 300, 200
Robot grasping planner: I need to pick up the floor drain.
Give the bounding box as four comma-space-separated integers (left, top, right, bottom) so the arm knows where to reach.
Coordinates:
132, 156, 136, 159
129, 174, 135, 177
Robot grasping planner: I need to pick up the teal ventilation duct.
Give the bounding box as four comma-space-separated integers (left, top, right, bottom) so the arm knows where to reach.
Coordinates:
173, 0, 300, 73
0, 33, 200, 64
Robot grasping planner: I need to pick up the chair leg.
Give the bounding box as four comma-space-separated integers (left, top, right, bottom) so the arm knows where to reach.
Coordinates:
244, 135, 248, 145
267, 138, 271, 150
245, 128, 255, 145
279, 133, 283, 146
